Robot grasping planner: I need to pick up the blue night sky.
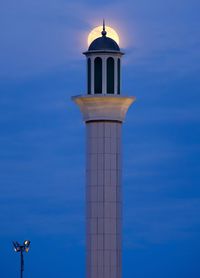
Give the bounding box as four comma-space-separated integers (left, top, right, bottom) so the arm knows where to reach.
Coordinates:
0, 0, 200, 277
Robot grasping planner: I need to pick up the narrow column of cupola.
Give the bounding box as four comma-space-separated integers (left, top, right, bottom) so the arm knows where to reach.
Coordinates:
102, 55, 107, 94
91, 57, 95, 94
114, 57, 119, 94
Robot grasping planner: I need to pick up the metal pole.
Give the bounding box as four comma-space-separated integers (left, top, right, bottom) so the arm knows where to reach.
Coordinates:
20, 250, 24, 278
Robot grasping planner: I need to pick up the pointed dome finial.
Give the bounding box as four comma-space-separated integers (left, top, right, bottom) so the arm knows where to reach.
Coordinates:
101, 19, 107, 36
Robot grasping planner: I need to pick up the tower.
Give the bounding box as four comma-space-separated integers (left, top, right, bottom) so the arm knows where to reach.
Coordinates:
72, 22, 135, 278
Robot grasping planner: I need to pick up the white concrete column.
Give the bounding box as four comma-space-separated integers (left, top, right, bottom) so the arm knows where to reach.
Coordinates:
102, 56, 107, 95
91, 56, 95, 95
114, 58, 118, 95
86, 121, 122, 278
118, 59, 121, 95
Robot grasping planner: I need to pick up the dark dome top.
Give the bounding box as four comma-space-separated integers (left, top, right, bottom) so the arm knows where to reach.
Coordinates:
88, 36, 120, 52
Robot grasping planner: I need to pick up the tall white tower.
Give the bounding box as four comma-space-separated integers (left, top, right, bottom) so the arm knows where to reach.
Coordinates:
73, 22, 135, 278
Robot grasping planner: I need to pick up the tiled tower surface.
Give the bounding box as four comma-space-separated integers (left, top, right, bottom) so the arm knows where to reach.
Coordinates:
86, 121, 122, 278
72, 95, 135, 278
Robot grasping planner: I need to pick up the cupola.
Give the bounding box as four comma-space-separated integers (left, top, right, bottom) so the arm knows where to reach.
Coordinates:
83, 21, 123, 95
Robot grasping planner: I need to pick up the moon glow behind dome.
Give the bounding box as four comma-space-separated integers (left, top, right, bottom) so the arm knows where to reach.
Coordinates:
88, 26, 120, 46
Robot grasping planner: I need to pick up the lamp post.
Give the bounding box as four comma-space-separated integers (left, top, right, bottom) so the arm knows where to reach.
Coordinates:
13, 240, 31, 278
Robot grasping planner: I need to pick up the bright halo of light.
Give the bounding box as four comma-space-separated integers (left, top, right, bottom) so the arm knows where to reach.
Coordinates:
88, 26, 120, 46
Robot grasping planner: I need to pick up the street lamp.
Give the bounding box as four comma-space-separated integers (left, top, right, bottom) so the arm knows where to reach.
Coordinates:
13, 240, 31, 278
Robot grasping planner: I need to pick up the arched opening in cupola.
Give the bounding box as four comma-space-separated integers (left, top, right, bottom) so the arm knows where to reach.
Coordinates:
94, 57, 102, 94
107, 57, 114, 94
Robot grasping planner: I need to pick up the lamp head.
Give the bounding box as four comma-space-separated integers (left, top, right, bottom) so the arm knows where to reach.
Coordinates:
12, 241, 20, 252
24, 240, 31, 252
24, 240, 30, 247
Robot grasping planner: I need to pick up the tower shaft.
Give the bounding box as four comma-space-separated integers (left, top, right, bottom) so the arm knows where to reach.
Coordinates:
86, 120, 122, 278
73, 96, 135, 278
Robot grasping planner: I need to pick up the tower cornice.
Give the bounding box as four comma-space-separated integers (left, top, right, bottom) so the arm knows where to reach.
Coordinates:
72, 95, 135, 123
